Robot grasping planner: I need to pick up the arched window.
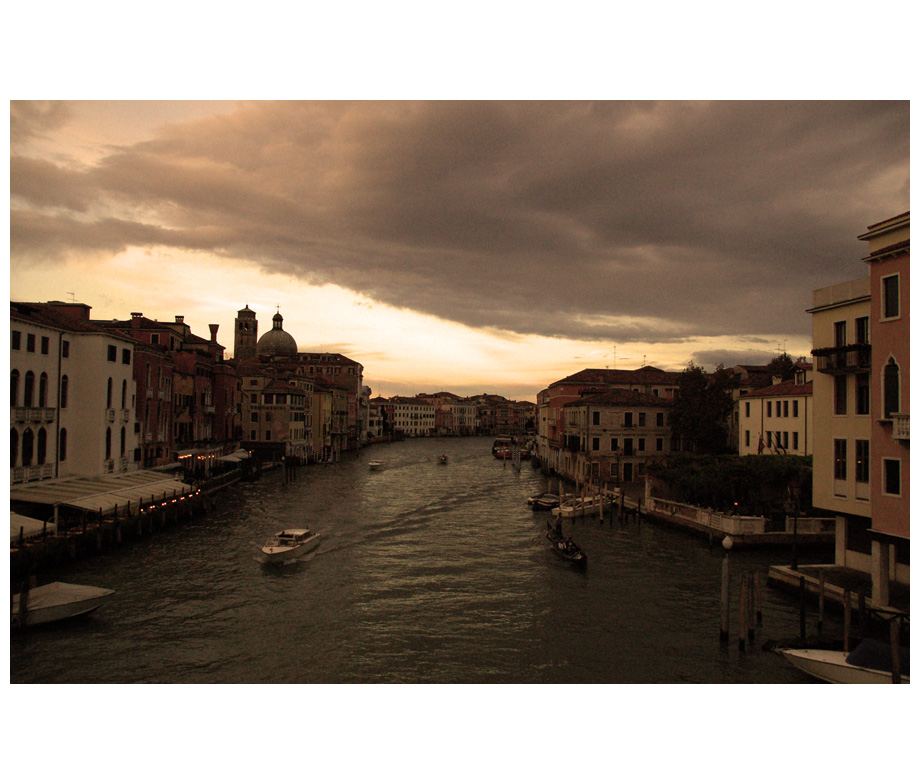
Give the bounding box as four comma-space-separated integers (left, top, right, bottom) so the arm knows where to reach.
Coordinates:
105, 427, 112, 460
60, 375, 69, 408
107, 377, 113, 409
24, 371, 34, 407
11, 370, 19, 407
884, 358, 900, 419
11, 429, 18, 467
39, 372, 48, 408
59, 428, 68, 461
120, 426, 126, 457
121, 379, 127, 409
22, 428, 34, 466
37, 427, 47, 465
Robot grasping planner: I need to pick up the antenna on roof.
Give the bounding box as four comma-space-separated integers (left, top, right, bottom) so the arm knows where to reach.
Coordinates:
67, 292, 75, 302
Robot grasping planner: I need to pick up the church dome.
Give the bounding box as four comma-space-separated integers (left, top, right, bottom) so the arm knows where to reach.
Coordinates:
256, 311, 298, 357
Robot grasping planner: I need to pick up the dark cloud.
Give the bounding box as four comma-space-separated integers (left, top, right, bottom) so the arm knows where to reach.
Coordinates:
10, 101, 909, 345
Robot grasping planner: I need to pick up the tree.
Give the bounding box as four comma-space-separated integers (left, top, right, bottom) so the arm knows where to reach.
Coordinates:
765, 353, 796, 382
669, 362, 735, 454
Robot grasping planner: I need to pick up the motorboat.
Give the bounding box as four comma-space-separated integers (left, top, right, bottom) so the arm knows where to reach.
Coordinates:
546, 523, 587, 568
437, 454, 448, 464
11, 582, 115, 628
261, 528, 321, 563
552, 495, 602, 518
368, 460, 383, 470
491, 437, 513, 455
528, 492, 560, 510
779, 640, 910, 684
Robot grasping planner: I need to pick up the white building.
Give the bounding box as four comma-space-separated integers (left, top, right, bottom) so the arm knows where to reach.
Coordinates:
738, 364, 814, 456
11, 302, 139, 482
388, 396, 436, 437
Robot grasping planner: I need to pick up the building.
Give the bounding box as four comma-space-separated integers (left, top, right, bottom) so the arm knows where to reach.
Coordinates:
388, 396, 436, 437
809, 211, 909, 606
738, 363, 814, 456
11, 302, 139, 482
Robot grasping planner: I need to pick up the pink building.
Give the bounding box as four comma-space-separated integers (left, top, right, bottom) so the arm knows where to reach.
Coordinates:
859, 211, 909, 604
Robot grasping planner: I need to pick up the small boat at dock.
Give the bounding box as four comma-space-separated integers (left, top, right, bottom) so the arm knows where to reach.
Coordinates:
11, 582, 115, 628
779, 640, 910, 684
552, 495, 602, 518
368, 460, 383, 470
261, 528, 321, 563
546, 522, 587, 568
528, 492, 560, 510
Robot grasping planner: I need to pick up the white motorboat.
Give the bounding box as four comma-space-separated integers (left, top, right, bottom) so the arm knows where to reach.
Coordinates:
261, 528, 321, 563
11, 582, 115, 628
552, 496, 602, 518
368, 460, 383, 470
779, 645, 910, 684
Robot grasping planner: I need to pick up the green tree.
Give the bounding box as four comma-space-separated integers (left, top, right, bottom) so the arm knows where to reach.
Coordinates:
669, 362, 735, 454
765, 353, 796, 382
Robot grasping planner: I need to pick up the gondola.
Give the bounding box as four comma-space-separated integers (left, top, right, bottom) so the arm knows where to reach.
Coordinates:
546, 522, 587, 568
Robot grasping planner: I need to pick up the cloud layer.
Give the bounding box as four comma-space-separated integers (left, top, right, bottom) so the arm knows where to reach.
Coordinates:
11, 100, 909, 347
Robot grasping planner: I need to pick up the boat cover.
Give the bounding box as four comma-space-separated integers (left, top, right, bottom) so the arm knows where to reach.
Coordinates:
10, 512, 56, 543
846, 638, 910, 675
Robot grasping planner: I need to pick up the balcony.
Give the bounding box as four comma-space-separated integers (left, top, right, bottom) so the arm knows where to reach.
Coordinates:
11, 407, 56, 424
11, 464, 54, 484
812, 344, 871, 374
892, 412, 909, 441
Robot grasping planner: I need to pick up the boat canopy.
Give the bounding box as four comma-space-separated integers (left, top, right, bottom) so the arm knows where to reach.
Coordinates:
218, 449, 251, 463
10, 512, 56, 543
9, 470, 193, 517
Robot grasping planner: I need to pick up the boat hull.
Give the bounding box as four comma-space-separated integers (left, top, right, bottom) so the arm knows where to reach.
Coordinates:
780, 648, 909, 684
11, 582, 115, 627
552, 497, 600, 518
261, 533, 321, 563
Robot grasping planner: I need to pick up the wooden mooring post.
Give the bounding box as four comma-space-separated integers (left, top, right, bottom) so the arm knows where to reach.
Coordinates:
843, 589, 851, 654
738, 571, 749, 652
890, 618, 902, 684
817, 572, 825, 636
798, 576, 807, 640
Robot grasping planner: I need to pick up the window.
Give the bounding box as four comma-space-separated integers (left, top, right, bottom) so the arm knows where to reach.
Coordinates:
745, 402, 750, 418
250, 412, 258, 423
767, 401, 772, 417
882, 274, 900, 319
11, 370, 19, 407
60, 375, 69, 408
105, 428, 112, 460
793, 400, 799, 418
107, 344, 117, 362
656, 412, 665, 426
610, 438, 618, 452
59, 428, 67, 461
592, 411, 600, 426
883, 459, 901, 496
656, 438, 664, 451
834, 375, 847, 415
11, 429, 18, 467
122, 348, 131, 365
37, 428, 47, 465
883, 359, 900, 418
121, 427, 126, 457
12, 331, 21, 350
62, 340, 69, 358
121, 379, 127, 409
834, 439, 847, 480
21, 428, 34, 466
856, 374, 870, 415
41, 336, 50, 355
107, 378, 113, 409
745, 431, 750, 447
265, 430, 271, 441
856, 316, 869, 344
39, 373, 48, 407
834, 320, 847, 346
792, 432, 799, 451
624, 412, 634, 427
27, 334, 36, 352
783, 401, 789, 418
855, 440, 869, 483
24, 371, 34, 407
592, 437, 600, 451
638, 412, 646, 427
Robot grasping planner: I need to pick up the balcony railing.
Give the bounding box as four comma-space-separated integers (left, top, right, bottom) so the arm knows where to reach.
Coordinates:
11, 407, 56, 424
11, 464, 54, 484
812, 344, 871, 374
892, 412, 909, 441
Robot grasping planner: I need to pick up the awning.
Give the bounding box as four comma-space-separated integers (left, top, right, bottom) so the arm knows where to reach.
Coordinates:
10, 512, 56, 543
9, 470, 194, 517
218, 449, 252, 463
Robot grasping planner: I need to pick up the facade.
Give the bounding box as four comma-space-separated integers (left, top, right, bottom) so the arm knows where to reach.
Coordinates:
11, 302, 139, 482
809, 211, 909, 605
389, 396, 436, 437
859, 212, 910, 604
559, 390, 673, 485
737, 364, 814, 456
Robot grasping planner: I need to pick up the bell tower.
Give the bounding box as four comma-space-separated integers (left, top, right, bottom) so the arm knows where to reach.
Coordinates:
234, 305, 258, 360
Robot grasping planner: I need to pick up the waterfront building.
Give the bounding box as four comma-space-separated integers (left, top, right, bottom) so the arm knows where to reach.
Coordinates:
11, 302, 139, 482
809, 211, 909, 606
737, 363, 814, 456
388, 396, 436, 437
560, 390, 673, 486
535, 366, 683, 479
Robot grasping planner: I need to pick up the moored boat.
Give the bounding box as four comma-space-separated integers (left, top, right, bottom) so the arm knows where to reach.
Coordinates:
11, 582, 115, 628
552, 495, 601, 518
528, 492, 560, 510
368, 460, 383, 470
779, 641, 910, 684
261, 528, 321, 563
546, 522, 587, 568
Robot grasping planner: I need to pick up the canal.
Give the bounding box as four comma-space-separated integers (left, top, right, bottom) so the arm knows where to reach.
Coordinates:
10, 436, 838, 683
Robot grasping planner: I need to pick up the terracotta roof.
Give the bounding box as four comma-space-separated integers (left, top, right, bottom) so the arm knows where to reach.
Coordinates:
744, 380, 813, 398
552, 366, 682, 387
865, 211, 909, 231
564, 389, 670, 408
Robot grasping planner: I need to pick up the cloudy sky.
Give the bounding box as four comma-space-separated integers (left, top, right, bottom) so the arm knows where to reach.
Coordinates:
9, 99, 909, 400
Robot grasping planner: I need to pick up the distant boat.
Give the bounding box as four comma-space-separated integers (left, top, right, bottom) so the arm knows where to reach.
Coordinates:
11, 582, 115, 628
491, 437, 513, 455
368, 460, 384, 470
437, 454, 448, 464
779, 641, 910, 684
261, 528, 321, 564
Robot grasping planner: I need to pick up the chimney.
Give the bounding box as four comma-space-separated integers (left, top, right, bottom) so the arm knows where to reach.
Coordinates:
175, 315, 184, 324
209, 324, 219, 342
131, 312, 143, 328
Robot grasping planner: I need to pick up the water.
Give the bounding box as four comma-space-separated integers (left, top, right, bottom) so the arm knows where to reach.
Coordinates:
10, 437, 836, 683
